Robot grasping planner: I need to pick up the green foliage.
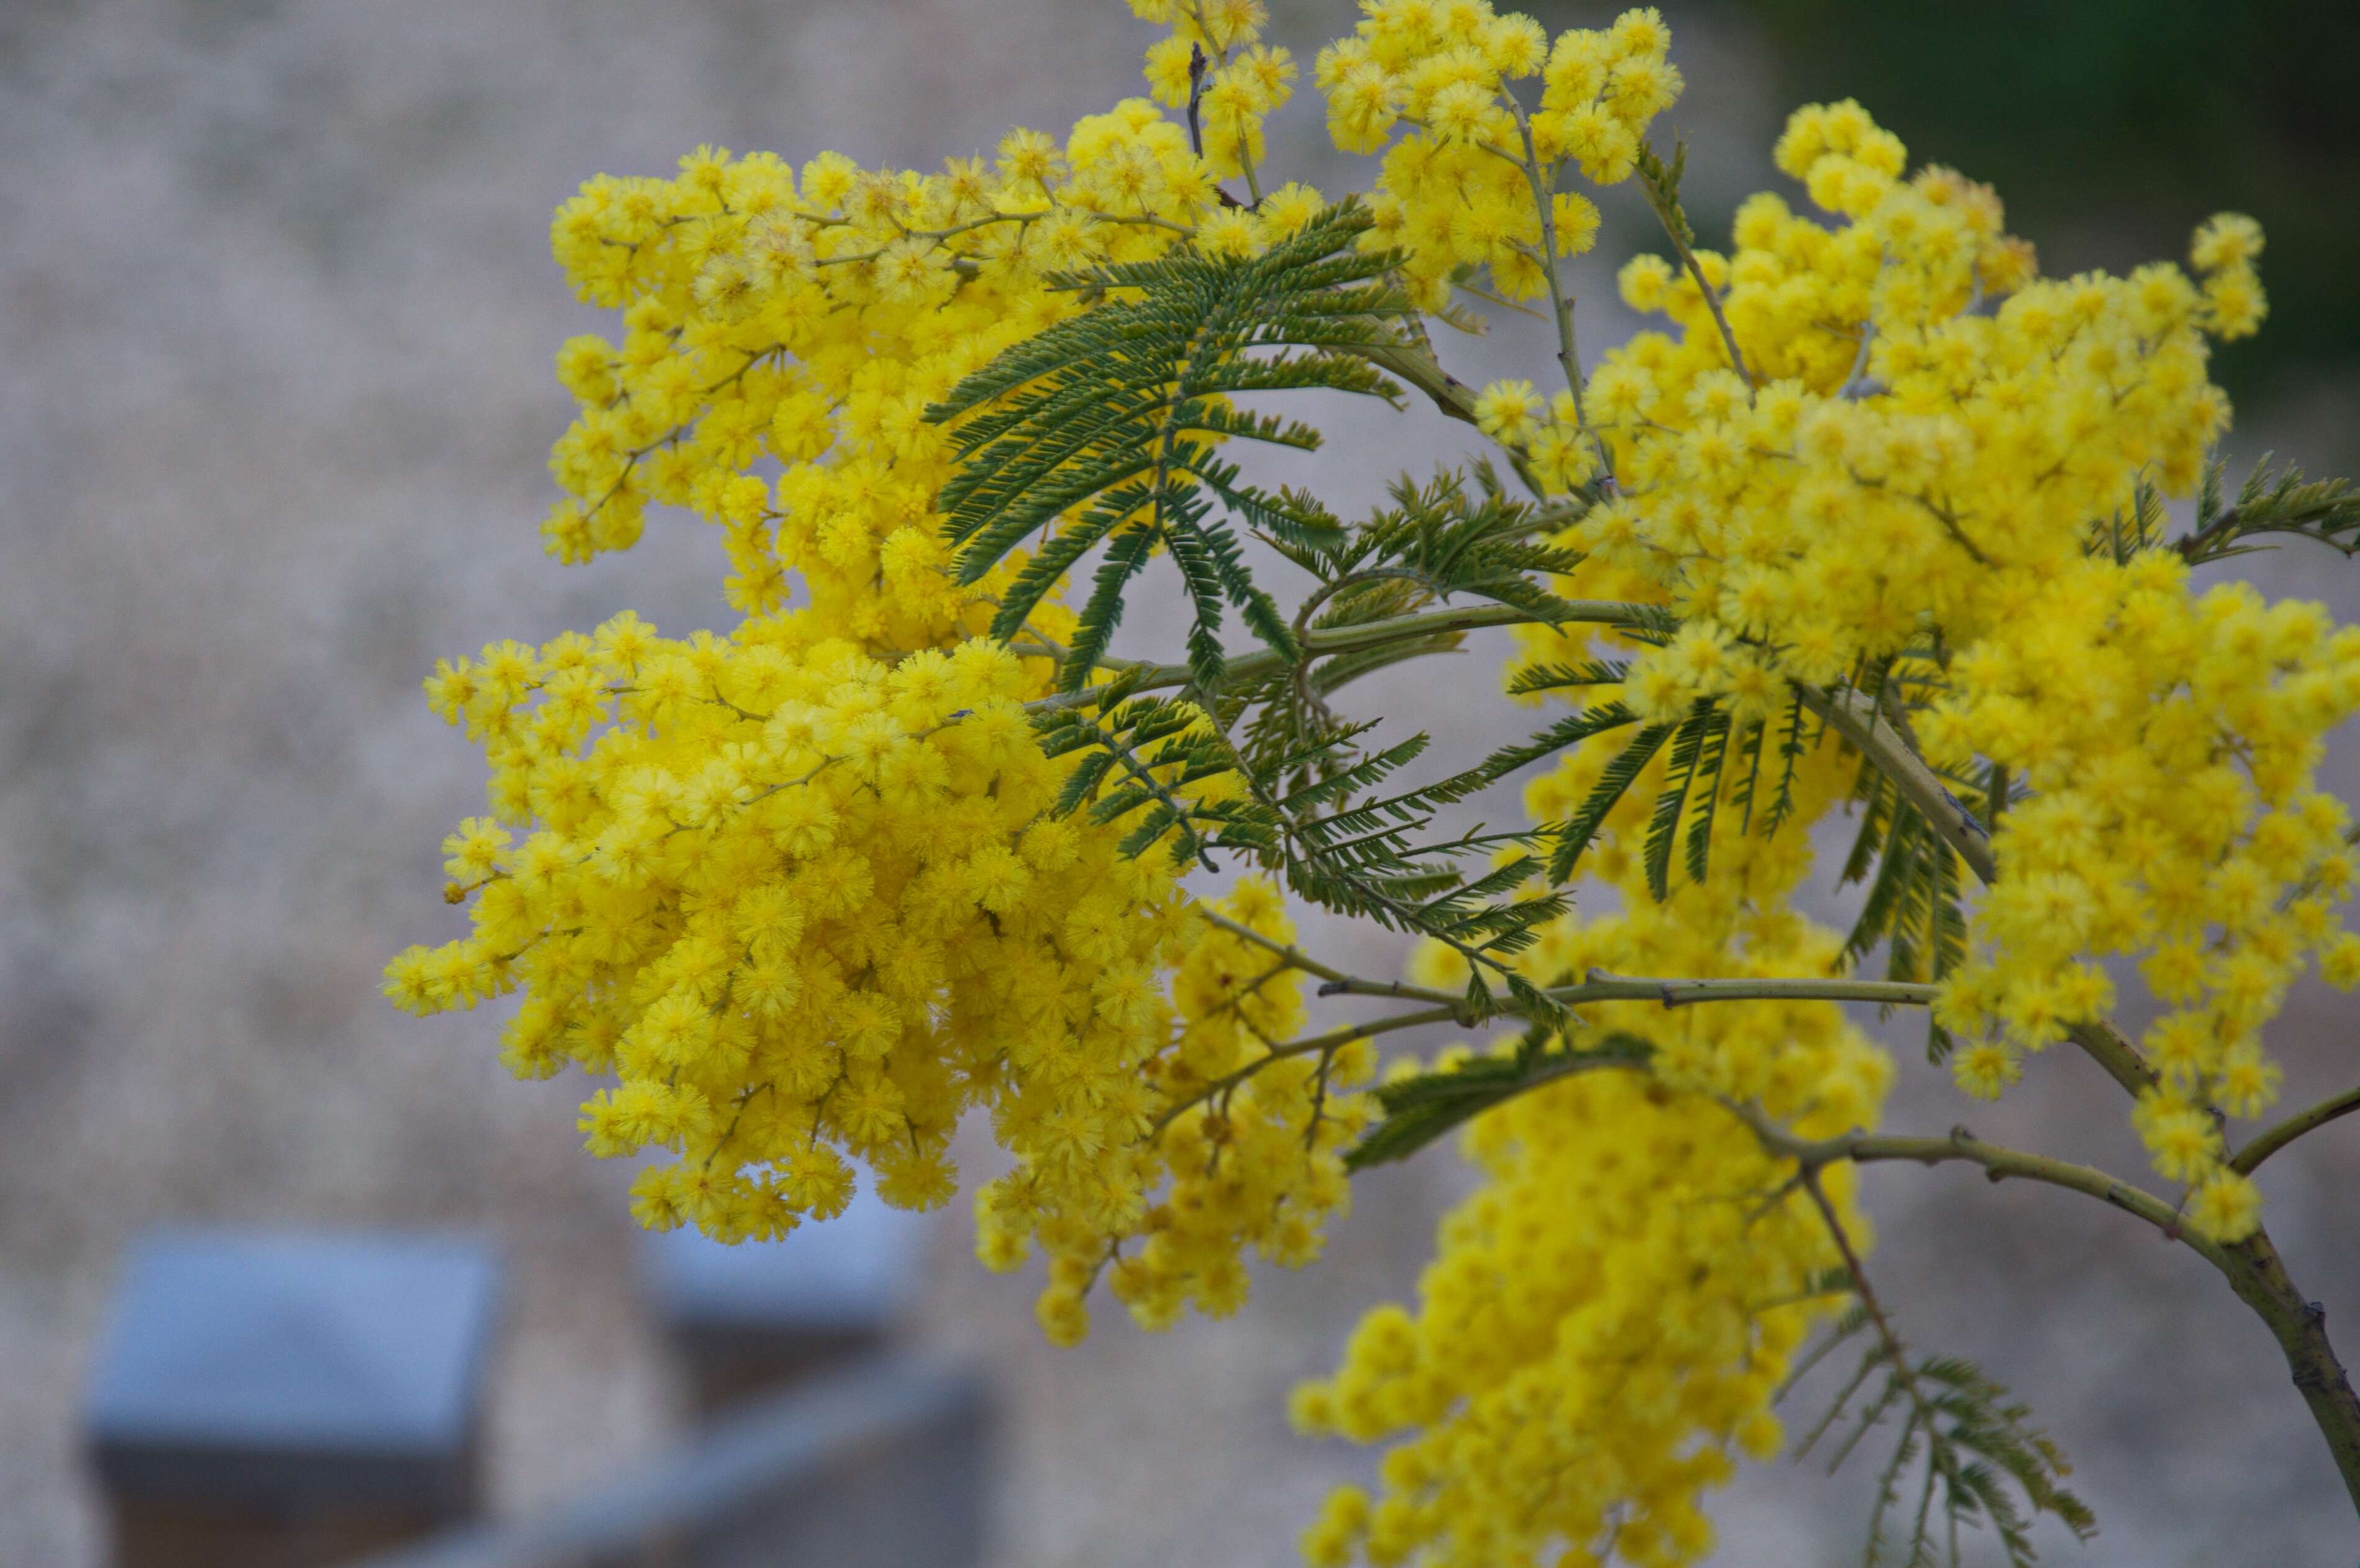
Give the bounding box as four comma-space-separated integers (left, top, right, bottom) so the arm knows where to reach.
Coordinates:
1504, 656, 1633, 697
1545, 713, 1675, 883
1654, 700, 1731, 895
1256, 730, 1571, 1017
934, 215, 1631, 1002
1028, 662, 1569, 1006
1837, 755, 1969, 983
2179, 452, 2360, 565
1477, 698, 1642, 789
1031, 685, 1275, 870
1632, 137, 1695, 247
1484, 645, 1977, 1044
1240, 466, 1594, 795
2092, 473, 2171, 565
928, 202, 1415, 693
1821, 662, 1975, 1060
1740, 687, 1813, 836
1345, 1030, 1656, 1170
1277, 466, 1588, 644
1788, 1308, 2096, 1568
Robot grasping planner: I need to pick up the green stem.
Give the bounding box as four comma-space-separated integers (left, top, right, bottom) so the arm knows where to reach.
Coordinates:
1634, 140, 1755, 396
2233, 1085, 2360, 1176
1725, 1103, 2210, 1250
1150, 1001, 1468, 1136
1354, 335, 1551, 498
1028, 599, 1652, 715
1730, 1100, 2360, 1511
1800, 683, 1994, 883
2213, 1231, 2360, 1513
1573, 970, 1937, 1010
2058, 1018, 2162, 1100
1508, 103, 1613, 486
1197, 909, 1354, 987
1350, 334, 1486, 427
1205, 913, 1941, 1016
1312, 969, 1938, 1012
1800, 681, 2163, 1100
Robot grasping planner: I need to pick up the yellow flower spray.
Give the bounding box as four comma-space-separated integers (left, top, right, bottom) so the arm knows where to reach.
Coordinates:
390, 2, 2360, 1561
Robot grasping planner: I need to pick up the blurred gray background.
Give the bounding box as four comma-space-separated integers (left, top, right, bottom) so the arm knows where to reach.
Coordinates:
5, 1, 2359, 1564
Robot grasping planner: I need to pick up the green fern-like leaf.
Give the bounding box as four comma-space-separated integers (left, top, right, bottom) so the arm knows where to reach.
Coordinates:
1475, 701, 1640, 784
2178, 451, 2360, 566
1788, 1309, 2095, 1567
1281, 467, 1591, 635
1823, 661, 1974, 994
1031, 691, 1275, 868
1546, 718, 1673, 883
1644, 702, 1727, 900
1506, 657, 1632, 697
1682, 708, 1733, 885
928, 203, 1416, 691
1345, 1031, 1653, 1170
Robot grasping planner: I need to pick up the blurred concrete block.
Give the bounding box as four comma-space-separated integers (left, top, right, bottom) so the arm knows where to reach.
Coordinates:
355, 1353, 992, 1568
84, 1229, 499, 1568
641, 1185, 923, 1412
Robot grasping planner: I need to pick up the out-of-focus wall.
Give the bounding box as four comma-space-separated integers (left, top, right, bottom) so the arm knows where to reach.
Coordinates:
3, 3, 2357, 1565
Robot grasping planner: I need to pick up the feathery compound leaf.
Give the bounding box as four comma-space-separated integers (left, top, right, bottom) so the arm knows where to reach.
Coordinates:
928, 203, 1415, 691
1345, 1032, 1653, 1170
1790, 1305, 2093, 1567
1827, 683, 1970, 990
1682, 707, 1733, 886
1644, 702, 1725, 901
1505, 658, 1632, 697
1476, 701, 1640, 783
2179, 451, 2360, 565
1287, 468, 1592, 634
1275, 734, 1431, 814
1726, 712, 1772, 833
1547, 720, 1673, 883
1760, 688, 1818, 835
1030, 695, 1273, 868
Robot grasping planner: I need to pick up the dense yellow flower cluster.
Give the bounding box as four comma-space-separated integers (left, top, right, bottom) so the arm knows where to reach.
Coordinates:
391, 63, 1376, 1339
1135, 0, 1294, 191
1926, 557, 2360, 1238
391, 624, 1181, 1236
537, 103, 1204, 601
1299, 688, 1889, 1567
1538, 96, 2355, 1234
994, 878, 1376, 1344
1297, 1073, 1852, 1568
1572, 103, 2213, 711
1313, 0, 1682, 500
1317, 0, 1667, 308
391, 1, 2359, 1561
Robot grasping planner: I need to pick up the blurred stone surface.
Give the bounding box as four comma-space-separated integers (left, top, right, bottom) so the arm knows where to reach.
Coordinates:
85, 1231, 496, 1567
643, 1185, 925, 1414
3, 2, 2358, 1566
352, 1354, 990, 1568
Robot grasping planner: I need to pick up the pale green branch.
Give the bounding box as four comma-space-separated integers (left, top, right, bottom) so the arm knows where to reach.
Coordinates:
1507, 100, 1614, 487
1027, 599, 1653, 715
1576, 969, 1937, 1010
1206, 911, 1939, 1018
2233, 1084, 2360, 1176
1719, 1100, 2222, 1265
1800, 683, 1994, 883
1800, 681, 2161, 1100
1634, 138, 1755, 398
